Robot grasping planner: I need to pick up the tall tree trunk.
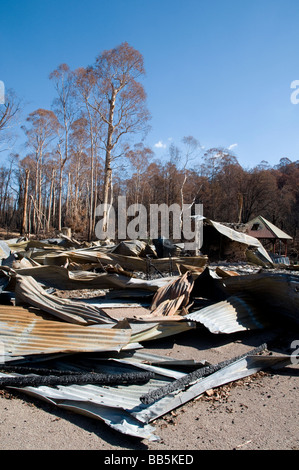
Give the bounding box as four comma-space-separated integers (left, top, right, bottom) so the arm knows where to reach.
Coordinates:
52, 187, 56, 224
92, 156, 98, 236
102, 88, 116, 235
65, 172, 71, 221
33, 155, 40, 234
58, 166, 63, 232
46, 168, 55, 234
86, 107, 95, 241
37, 163, 42, 233
58, 152, 67, 232
237, 193, 243, 224
21, 169, 30, 236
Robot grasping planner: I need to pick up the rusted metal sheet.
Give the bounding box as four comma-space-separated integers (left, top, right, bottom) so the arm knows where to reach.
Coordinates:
150, 296, 186, 317
150, 271, 194, 316
215, 267, 239, 278
0, 303, 195, 361
29, 247, 207, 274
0, 305, 132, 359
129, 320, 195, 344
15, 274, 116, 325
14, 265, 175, 291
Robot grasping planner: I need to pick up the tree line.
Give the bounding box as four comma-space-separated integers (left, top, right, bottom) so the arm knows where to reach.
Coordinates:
0, 43, 298, 251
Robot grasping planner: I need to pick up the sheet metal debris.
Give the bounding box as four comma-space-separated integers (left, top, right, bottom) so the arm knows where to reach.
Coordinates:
134, 354, 293, 425
150, 271, 194, 316
0, 369, 155, 388
199, 272, 299, 324
185, 293, 269, 333
0, 230, 297, 442
0, 350, 292, 440
29, 247, 208, 274
0, 305, 132, 358
139, 343, 267, 405
13, 265, 175, 291
14, 274, 116, 325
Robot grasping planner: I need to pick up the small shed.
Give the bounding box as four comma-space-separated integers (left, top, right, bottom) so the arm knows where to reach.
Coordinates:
246, 215, 292, 256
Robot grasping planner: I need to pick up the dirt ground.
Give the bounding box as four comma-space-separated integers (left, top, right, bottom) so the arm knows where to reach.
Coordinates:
0, 320, 298, 452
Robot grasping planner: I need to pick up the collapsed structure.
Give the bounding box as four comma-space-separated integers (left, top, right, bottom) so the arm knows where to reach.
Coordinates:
0, 218, 298, 441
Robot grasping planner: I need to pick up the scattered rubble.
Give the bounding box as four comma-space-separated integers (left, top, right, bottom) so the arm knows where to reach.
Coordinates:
0, 227, 297, 442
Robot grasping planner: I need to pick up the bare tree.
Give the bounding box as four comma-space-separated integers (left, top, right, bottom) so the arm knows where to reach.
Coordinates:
0, 89, 22, 153
87, 42, 151, 234
66, 116, 90, 232
20, 168, 30, 235
126, 143, 153, 206
74, 68, 104, 239
22, 108, 60, 233
49, 64, 78, 231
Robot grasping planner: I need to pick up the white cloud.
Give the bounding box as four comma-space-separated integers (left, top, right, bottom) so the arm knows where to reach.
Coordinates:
154, 140, 167, 149
228, 143, 238, 150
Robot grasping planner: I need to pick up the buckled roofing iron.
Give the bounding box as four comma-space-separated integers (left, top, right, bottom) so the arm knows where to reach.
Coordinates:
185, 294, 268, 334
0, 351, 291, 440
0, 305, 132, 359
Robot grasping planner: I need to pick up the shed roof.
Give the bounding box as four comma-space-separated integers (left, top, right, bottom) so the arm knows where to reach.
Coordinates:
246, 216, 292, 240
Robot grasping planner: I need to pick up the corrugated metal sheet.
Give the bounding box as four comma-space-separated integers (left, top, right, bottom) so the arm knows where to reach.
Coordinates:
129, 320, 195, 344
0, 355, 179, 441
150, 271, 194, 316
134, 354, 292, 424
15, 264, 175, 291
207, 219, 274, 264
15, 275, 116, 325
150, 296, 187, 317
192, 268, 299, 327
105, 351, 209, 381
218, 272, 299, 325
29, 247, 207, 274
0, 304, 195, 361
192, 216, 273, 265
2, 353, 291, 440
185, 294, 268, 333
0, 305, 132, 359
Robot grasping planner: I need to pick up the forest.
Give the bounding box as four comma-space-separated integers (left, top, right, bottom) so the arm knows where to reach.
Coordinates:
0, 43, 298, 252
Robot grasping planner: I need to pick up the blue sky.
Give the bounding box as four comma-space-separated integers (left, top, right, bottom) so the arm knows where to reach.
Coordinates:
1, 0, 299, 169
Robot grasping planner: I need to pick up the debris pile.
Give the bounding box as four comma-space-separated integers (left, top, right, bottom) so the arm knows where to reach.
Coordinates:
0, 226, 297, 442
